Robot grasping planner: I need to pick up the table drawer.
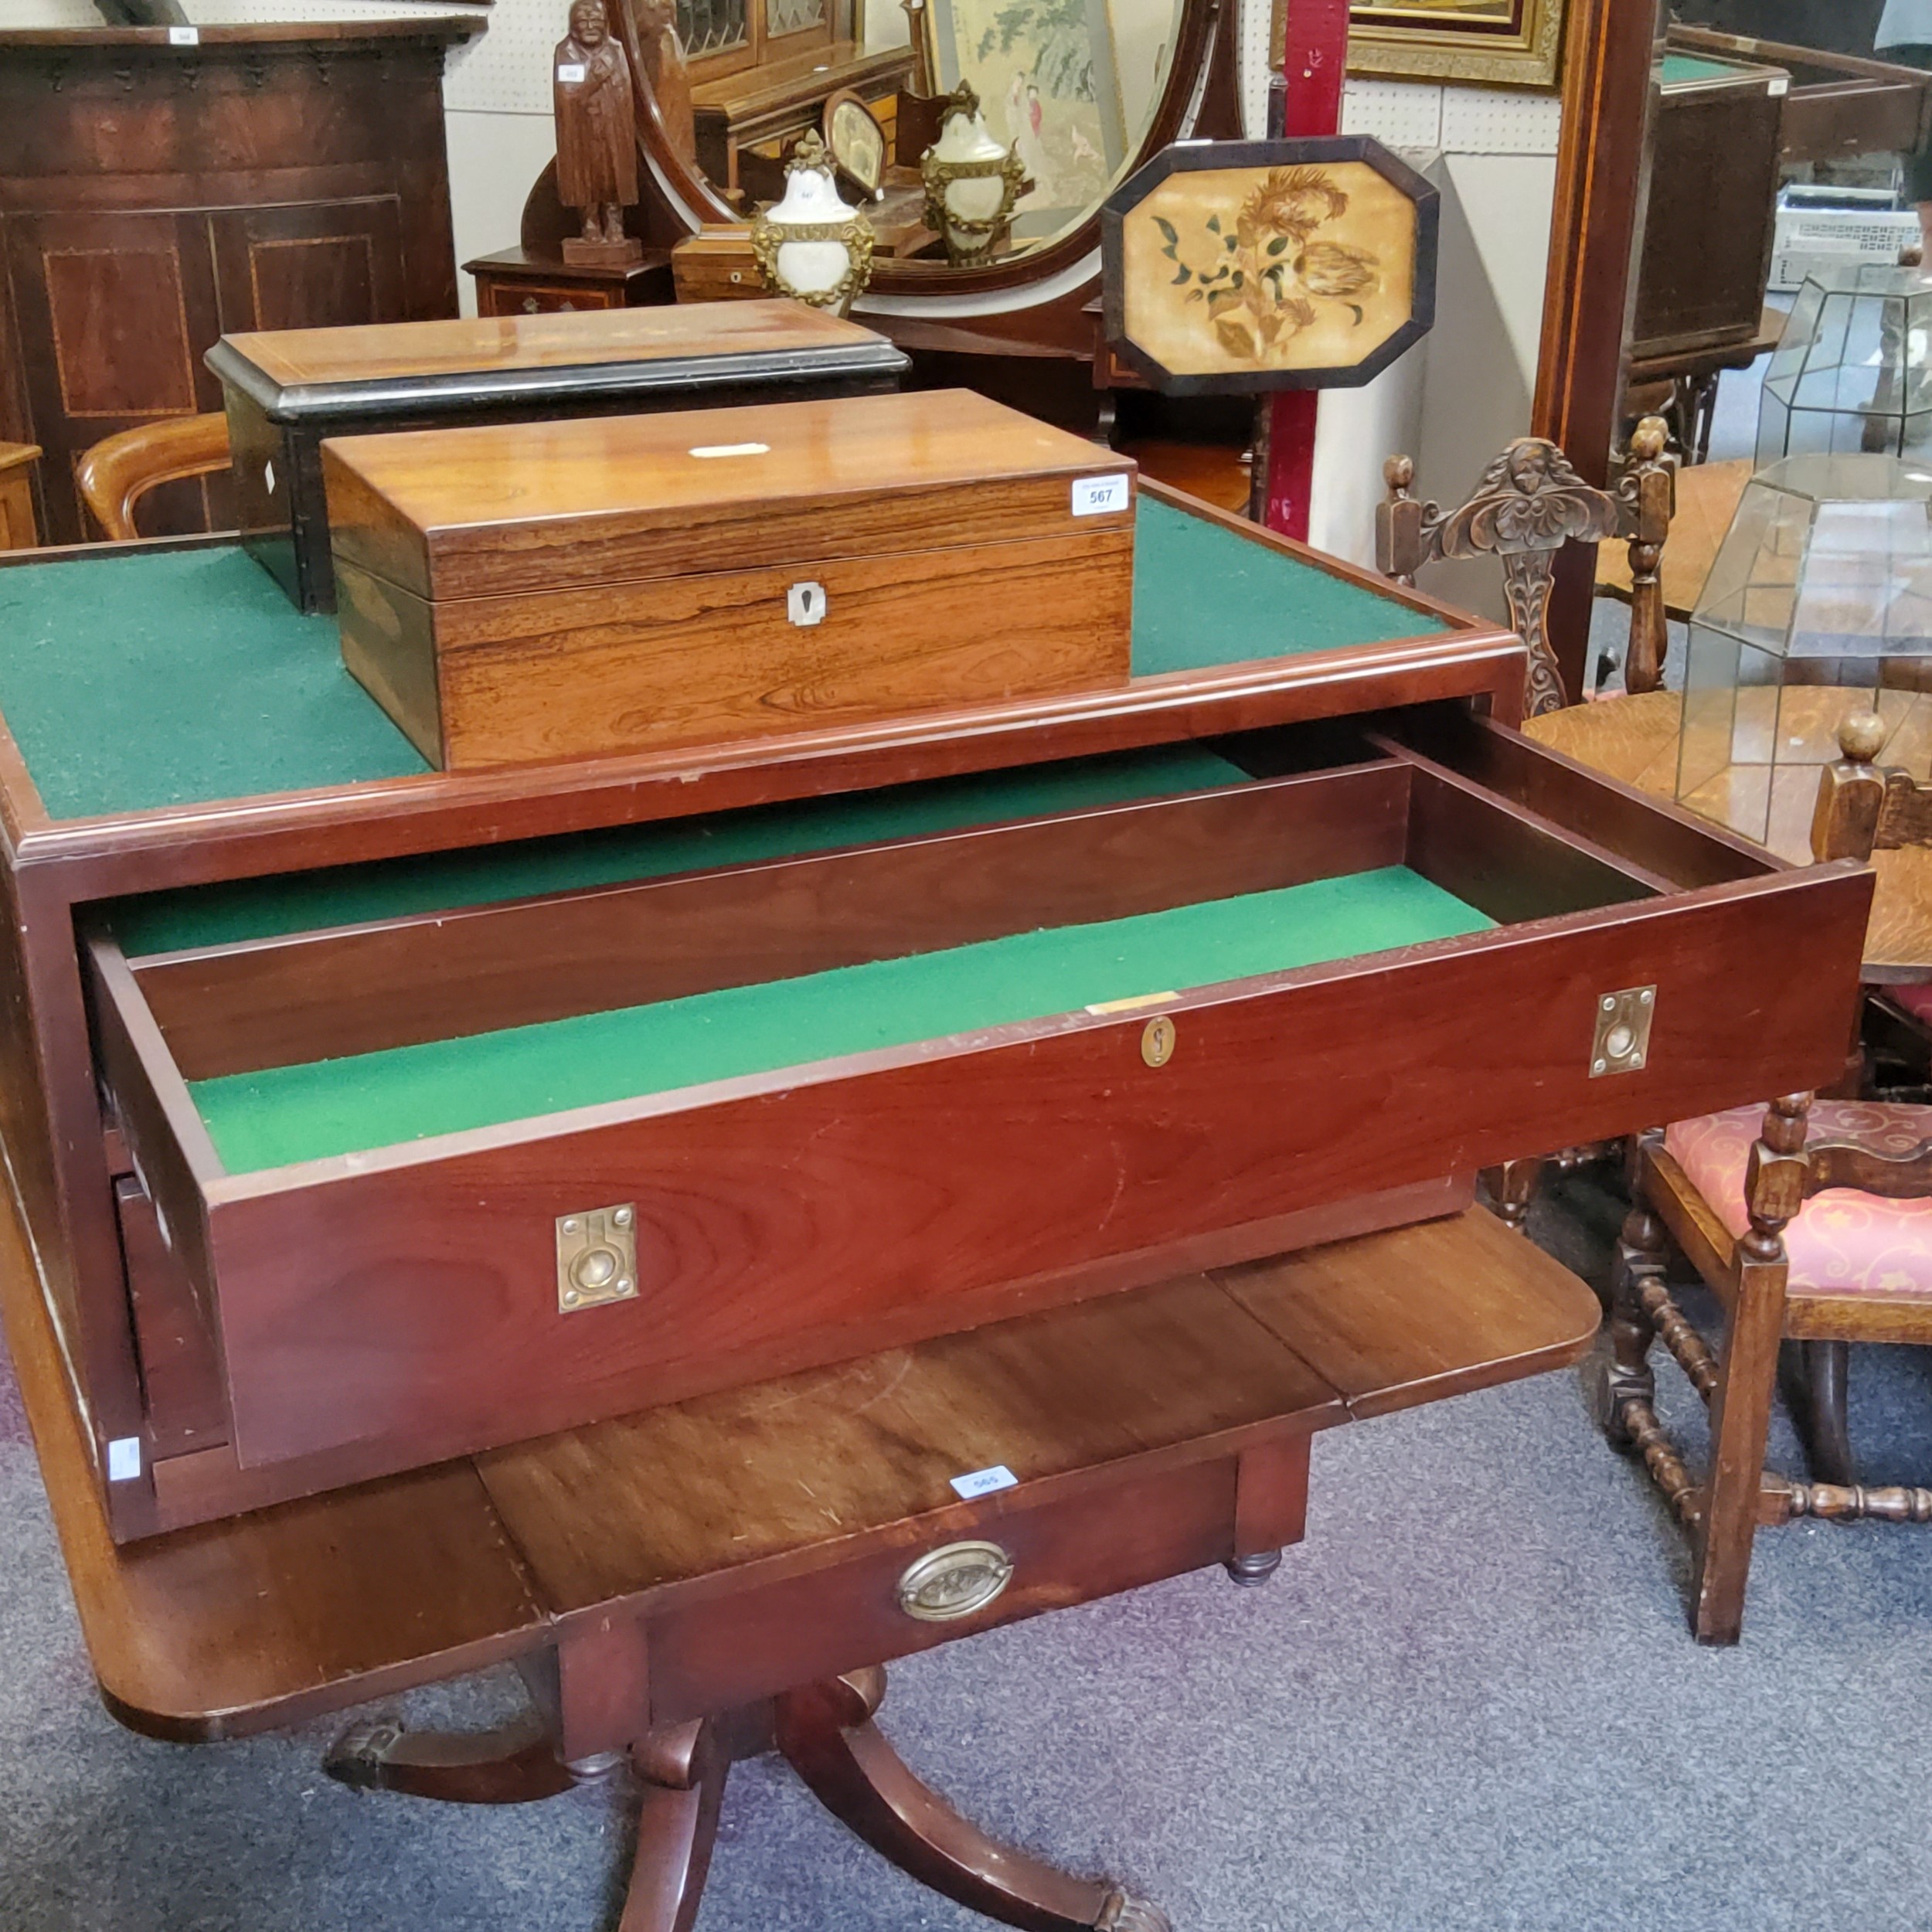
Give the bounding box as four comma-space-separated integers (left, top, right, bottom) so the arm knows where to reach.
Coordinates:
88, 713, 1871, 1487
480, 283, 623, 317
644, 1454, 1241, 1725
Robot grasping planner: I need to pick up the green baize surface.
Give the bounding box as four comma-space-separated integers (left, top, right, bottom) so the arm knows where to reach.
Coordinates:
116, 744, 1251, 955
0, 496, 1448, 823
1661, 53, 1747, 86
192, 866, 1494, 1175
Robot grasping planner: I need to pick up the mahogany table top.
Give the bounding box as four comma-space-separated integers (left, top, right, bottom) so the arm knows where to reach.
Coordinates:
0, 488, 1517, 907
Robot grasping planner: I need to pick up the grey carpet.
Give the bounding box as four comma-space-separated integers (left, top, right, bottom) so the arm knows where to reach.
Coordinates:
6, 1168, 1932, 1930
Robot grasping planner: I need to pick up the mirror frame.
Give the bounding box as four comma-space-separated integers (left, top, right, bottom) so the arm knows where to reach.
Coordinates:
613, 0, 1241, 299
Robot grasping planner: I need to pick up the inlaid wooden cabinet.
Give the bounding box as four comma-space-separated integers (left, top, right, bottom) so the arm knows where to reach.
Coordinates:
0, 22, 476, 546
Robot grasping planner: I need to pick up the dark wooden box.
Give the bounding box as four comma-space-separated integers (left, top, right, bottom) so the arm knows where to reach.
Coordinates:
1631, 53, 1788, 364
206, 301, 909, 615
321, 389, 1138, 770
1668, 22, 1932, 165
86, 711, 1868, 1502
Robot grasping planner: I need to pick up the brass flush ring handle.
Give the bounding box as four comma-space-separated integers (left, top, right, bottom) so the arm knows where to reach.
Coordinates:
556, 1204, 640, 1311
896, 1541, 1015, 1622
1590, 985, 1655, 1078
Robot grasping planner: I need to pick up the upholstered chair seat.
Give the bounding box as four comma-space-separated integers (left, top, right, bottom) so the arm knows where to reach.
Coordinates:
1665, 1103, 1932, 1300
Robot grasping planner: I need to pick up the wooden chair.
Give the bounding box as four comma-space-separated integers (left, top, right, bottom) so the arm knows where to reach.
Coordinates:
1379, 421, 1675, 1233
1607, 712, 1932, 1645
1377, 417, 1675, 719
0, 441, 39, 549
75, 412, 230, 541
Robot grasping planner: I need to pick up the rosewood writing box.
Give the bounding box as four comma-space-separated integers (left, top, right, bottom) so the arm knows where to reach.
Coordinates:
321, 389, 1139, 770
206, 301, 909, 615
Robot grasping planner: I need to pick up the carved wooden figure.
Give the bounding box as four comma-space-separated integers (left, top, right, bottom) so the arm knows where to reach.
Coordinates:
555, 0, 646, 264
1378, 419, 1675, 718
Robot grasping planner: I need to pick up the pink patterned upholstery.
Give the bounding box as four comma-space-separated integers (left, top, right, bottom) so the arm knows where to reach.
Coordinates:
1890, 985, 1932, 1027
1665, 1102, 1932, 1297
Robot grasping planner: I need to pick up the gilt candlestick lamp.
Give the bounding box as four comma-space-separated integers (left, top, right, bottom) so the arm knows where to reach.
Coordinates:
748, 131, 876, 315
920, 85, 1026, 267
1677, 453, 1932, 862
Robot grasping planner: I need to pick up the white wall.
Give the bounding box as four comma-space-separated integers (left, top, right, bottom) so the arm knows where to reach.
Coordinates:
1306, 78, 1563, 619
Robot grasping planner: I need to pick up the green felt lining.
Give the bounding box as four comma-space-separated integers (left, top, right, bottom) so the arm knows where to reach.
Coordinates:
190, 866, 1494, 1175
114, 744, 1253, 954
1662, 53, 1747, 86
1, 497, 1446, 823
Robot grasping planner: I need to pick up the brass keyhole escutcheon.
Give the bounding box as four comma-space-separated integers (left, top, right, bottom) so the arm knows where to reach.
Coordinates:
1141, 1015, 1176, 1068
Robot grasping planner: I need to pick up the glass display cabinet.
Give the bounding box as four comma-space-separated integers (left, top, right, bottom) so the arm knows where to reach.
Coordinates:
1759, 262, 1932, 464
1679, 452, 1932, 861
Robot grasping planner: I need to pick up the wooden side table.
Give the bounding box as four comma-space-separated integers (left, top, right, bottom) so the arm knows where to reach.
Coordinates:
1594, 457, 1750, 620
0, 442, 39, 549
465, 247, 675, 318
1526, 689, 1932, 981
7, 1176, 1596, 1930
1624, 308, 1784, 465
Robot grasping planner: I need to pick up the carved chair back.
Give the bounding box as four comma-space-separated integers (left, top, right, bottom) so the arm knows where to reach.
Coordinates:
76, 413, 232, 543
1376, 418, 1675, 717
1743, 1092, 1932, 1230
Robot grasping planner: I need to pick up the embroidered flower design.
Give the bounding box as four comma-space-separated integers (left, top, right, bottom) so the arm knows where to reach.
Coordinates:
1156, 165, 1383, 365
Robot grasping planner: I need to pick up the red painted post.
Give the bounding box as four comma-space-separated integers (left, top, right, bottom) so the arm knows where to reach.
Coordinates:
1260, 0, 1351, 539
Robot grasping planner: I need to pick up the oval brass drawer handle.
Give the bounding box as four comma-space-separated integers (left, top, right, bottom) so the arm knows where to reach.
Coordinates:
896, 1540, 1015, 1622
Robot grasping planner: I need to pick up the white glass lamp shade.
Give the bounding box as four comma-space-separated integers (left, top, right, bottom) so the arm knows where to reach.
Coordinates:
931, 108, 1009, 226
748, 134, 874, 313
766, 165, 857, 299
920, 89, 1023, 264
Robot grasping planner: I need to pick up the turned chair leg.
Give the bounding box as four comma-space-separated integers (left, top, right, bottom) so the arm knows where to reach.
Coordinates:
1690, 1096, 1807, 1646
775, 1668, 1169, 1932
1783, 1338, 1856, 1488
1485, 1158, 1543, 1236
1604, 1203, 1661, 1424
1600, 1195, 1710, 1526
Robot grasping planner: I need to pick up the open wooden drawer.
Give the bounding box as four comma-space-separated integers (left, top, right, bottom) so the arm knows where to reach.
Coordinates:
86, 708, 1872, 1502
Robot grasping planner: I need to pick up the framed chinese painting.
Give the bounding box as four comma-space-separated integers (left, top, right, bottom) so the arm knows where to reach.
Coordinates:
1346, 0, 1567, 89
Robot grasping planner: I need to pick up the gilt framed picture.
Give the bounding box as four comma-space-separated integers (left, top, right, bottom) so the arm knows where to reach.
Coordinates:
1100, 137, 1438, 396
1345, 0, 1566, 90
